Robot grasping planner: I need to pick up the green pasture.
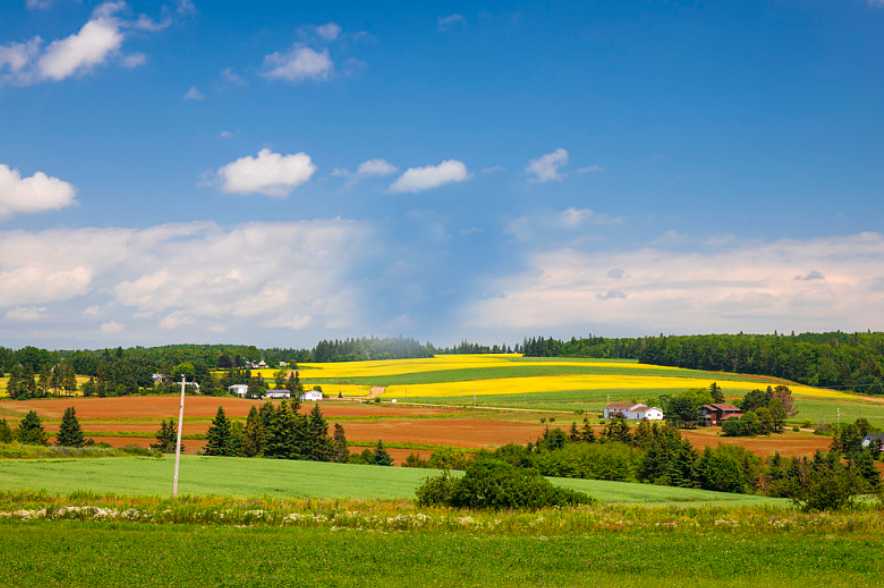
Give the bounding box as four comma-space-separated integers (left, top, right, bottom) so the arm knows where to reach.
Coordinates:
2, 519, 880, 588
790, 397, 884, 427
0, 455, 782, 506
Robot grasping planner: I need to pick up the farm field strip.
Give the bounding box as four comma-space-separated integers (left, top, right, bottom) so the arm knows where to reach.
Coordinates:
385, 374, 852, 401
0, 455, 783, 506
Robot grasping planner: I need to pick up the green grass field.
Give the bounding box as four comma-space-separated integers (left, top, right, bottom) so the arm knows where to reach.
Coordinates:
1, 519, 881, 588
0, 455, 782, 506
789, 397, 884, 427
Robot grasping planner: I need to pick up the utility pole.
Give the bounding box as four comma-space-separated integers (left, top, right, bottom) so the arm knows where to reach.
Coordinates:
172, 374, 186, 498
474, 385, 477, 407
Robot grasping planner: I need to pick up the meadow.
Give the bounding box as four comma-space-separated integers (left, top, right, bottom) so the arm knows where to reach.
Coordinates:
0, 455, 781, 506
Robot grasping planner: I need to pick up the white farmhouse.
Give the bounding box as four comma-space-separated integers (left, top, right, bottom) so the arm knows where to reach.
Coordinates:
603, 403, 664, 421
300, 390, 323, 402
264, 389, 291, 399
228, 384, 248, 397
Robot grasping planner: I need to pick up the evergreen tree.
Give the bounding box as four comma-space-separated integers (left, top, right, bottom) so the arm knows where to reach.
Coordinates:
6, 365, 22, 399
203, 406, 232, 456
332, 423, 349, 463
305, 403, 333, 461
56, 406, 86, 447
150, 419, 181, 453
0, 418, 13, 443
264, 401, 304, 459
242, 405, 265, 457
228, 421, 245, 457
81, 377, 97, 397
16, 410, 48, 445
370, 439, 394, 466
37, 363, 52, 397
709, 382, 725, 404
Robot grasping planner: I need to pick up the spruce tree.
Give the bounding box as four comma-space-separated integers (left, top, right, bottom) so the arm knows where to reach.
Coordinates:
203, 406, 232, 456
242, 405, 265, 457
0, 418, 13, 443
17, 410, 48, 445
371, 439, 394, 466
332, 423, 349, 463
306, 403, 333, 461
150, 419, 181, 453
56, 406, 86, 447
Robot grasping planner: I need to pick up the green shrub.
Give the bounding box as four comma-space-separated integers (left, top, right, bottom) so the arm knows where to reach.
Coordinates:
416, 459, 594, 510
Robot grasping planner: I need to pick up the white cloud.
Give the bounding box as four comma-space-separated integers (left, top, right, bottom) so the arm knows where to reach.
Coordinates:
343, 158, 398, 188
100, 321, 124, 334
525, 148, 569, 182
577, 165, 606, 174
214, 148, 316, 197
262, 46, 334, 82
183, 86, 204, 100
0, 164, 78, 219
438, 14, 467, 31
389, 160, 469, 193
3, 2, 175, 85
0, 220, 373, 340
315, 23, 342, 41
464, 232, 884, 334
220, 67, 246, 85
504, 207, 622, 241
6, 306, 48, 321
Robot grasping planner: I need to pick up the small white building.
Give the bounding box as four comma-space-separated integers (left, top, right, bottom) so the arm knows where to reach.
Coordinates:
603, 403, 664, 421
862, 433, 884, 451
264, 389, 291, 399
228, 384, 248, 397
300, 390, 323, 402
152, 373, 167, 384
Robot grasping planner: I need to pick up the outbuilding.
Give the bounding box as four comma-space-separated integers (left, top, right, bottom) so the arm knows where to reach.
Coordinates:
228, 384, 248, 397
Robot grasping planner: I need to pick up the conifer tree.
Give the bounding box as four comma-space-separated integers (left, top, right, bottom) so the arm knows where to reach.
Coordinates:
0, 418, 13, 443
150, 419, 181, 453
17, 410, 48, 445
203, 406, 232, 456
242, 405, 265, 457
56, 406, 85, 447
305, 403, 333, 461
371, 439, 394, 466
332, 423, 349, 463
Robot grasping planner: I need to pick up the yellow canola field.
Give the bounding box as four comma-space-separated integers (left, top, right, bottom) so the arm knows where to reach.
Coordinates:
279, 354, 677, 380
386, 374, 855, 400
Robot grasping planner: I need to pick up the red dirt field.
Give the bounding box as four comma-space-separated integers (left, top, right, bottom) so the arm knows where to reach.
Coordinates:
680, 430, 831, 458
0, 397, 448, 420
343, 420, 549, 449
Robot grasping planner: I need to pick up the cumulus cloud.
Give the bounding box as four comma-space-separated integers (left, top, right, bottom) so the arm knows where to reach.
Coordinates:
6, 306, 48, 321
315, 23, 342, 41
262, 46, 334, 82
525, 148, 568, 182
0, 164, 78, 219
438, 14, 466, 31
100, 321, 124, 334
389, 160, 469, 193
214, 148, 316, 197
2, 2, 174, 85
0, 220, 373, 339
183, 86, 204, 100
463, 232, 884, 334
342, 158, 398, 188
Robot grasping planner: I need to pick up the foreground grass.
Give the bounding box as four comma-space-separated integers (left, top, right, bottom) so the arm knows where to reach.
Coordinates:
0, 455, 783, 506
1, 515, 882, 587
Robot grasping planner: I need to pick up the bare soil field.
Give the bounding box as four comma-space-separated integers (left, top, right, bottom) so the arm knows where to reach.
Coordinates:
0, 397, 448, 420
680, 430, 831, 457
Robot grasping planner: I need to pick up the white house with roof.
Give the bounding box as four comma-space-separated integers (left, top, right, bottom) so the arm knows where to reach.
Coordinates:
264, 389, 291, 399
603, 403, 664, 420
300, 390, 323, 401
228, 384, 248, 397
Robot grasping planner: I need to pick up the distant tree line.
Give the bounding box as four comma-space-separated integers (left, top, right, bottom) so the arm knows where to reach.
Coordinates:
522, 332, 884, 394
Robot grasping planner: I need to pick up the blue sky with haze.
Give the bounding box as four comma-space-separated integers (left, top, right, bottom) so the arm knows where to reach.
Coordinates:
1, 0, 883, 349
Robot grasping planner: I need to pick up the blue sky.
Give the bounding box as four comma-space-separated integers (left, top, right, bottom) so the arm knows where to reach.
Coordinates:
1, 0, 883, 349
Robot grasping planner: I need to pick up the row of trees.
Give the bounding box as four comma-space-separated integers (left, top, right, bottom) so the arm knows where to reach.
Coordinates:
6, 363, 78, 399
522, 332, 884, 394
0, 407, 86, 447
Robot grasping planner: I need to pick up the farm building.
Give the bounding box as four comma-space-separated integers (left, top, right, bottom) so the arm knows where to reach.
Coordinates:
264, 389, 291, 399
228, 384, 248, 397
698, 404, 742, 426
603, 403, 664, 420
300, 390, 323, 401
862, 433, 884, 451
